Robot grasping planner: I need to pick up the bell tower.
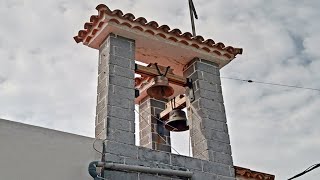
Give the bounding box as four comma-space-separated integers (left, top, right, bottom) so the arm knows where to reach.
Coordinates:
75, 4, 242, 180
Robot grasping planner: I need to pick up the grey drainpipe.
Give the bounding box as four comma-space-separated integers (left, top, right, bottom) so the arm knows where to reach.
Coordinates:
97, 162, 193, 178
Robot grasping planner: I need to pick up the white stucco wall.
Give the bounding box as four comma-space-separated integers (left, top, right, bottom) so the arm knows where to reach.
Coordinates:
0, 119, 101, 180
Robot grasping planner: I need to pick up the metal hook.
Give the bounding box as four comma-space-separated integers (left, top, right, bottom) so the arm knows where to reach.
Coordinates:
154, 63, 170, 77
163, 66, 170, 77
154, 63, 162, 76
170, 99, 174, 110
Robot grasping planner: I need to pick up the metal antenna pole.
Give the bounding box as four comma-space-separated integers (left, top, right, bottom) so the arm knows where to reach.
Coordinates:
188, 0, 198, 37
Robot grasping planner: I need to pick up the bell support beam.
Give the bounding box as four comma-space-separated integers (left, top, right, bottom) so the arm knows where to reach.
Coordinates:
159, 95, 187, 120
135, 64, 187, 86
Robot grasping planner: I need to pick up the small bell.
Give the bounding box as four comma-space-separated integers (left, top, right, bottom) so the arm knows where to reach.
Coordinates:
147, 76, 174, 100
165, 108, 189, 132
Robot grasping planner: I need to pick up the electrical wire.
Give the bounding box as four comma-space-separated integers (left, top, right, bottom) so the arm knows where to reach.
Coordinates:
288, 163, 320, 180
93, 105, 182, 156
137, 99, 208, 158
92, 124, 110, 155
93, 138, 104, 155
221, 77, 320, 92
135, 108, 181, 155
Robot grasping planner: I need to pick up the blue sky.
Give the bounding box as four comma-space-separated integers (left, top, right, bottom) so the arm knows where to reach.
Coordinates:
0, 0, 320, 179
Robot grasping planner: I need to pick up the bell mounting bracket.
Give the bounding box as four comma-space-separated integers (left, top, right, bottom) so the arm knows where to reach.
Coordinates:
134, 63, 187, 87
154, 63, 170, 77
186, 78, 195, 103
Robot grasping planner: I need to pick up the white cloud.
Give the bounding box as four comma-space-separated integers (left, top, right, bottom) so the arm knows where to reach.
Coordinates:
0, 0, 319, 179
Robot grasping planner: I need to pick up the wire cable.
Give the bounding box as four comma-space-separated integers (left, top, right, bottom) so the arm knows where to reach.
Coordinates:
221, 77, 320, 92
135, 108, 181, 155
92, 122, 111, 155
288, 163, 320, 180
93, 106, 181, 156
93, 137, 104, 155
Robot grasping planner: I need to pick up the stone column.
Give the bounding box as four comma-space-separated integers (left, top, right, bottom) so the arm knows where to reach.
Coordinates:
95, 34, 136, 145
139, 97, 171, 152
183, 58, 234, 171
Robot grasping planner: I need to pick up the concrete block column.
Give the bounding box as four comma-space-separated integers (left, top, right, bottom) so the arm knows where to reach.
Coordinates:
139, 97, 171, 152
183, 58, 235, 178
95, 34, 136, 145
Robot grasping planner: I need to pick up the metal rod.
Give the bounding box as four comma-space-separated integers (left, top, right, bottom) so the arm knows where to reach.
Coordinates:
188, 0, 197, 37
190, 0, 198, 19
154, 63, 163, 76
163, 66, 170, 77
98, 162, 193, 178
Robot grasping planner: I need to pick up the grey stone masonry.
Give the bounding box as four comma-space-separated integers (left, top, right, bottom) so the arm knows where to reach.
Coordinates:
139, 96, 171, 152
103, 141, 236, 180
183, 58, 235, 179
95, 34, 136, 145
94, 34, 236, 180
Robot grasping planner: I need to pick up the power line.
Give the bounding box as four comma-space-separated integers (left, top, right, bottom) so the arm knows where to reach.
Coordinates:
288, 163, 320, 179
221, 77, 320, 92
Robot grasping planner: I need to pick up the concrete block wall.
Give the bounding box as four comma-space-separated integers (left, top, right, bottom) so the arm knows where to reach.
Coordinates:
183, 58, 234, 178
139, 97, 171, 152
95, 34, 136, 145
104, 140, 235, 180
95, 34, 235, 179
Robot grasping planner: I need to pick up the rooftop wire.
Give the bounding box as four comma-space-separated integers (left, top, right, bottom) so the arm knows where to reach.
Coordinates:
221, 77, 320, 92
288, 163, 320, 179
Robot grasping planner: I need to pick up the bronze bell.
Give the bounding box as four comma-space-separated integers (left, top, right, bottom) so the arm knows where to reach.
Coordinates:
147, 76, 174, 100
165, 108, 189, 132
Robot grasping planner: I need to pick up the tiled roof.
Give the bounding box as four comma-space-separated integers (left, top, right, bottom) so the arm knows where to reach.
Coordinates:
235, 166, 275, 180
74, 4, 243, 59
135, 76, 152, 89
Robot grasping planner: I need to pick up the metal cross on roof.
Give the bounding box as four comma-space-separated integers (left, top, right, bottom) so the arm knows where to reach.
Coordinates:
188, 0, 198, 37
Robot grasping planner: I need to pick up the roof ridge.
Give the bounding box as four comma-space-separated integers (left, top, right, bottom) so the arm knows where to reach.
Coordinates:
74, 4, 243, 57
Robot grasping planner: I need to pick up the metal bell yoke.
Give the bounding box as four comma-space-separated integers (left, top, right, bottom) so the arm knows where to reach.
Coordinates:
146, 64, 174, 100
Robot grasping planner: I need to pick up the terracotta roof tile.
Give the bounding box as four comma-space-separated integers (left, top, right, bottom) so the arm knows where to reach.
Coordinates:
74, 4, 243, 57
169, 28, 182, 36
159, 25, 170, 33
204, 39, 215, 46
193, 35, 205, 43
235, 166, 275, 180
134, 17, 148, 25
181, 32, 193, 40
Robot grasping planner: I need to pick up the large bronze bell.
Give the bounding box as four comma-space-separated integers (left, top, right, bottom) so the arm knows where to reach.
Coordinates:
147, 76, 174, 100
165, 108, 189, 132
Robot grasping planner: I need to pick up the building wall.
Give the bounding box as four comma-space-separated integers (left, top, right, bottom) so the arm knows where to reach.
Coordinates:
0, 118, 236, 180
0, 119, 273, 180
103, 140, 235, 180
0, 119, 101, 180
